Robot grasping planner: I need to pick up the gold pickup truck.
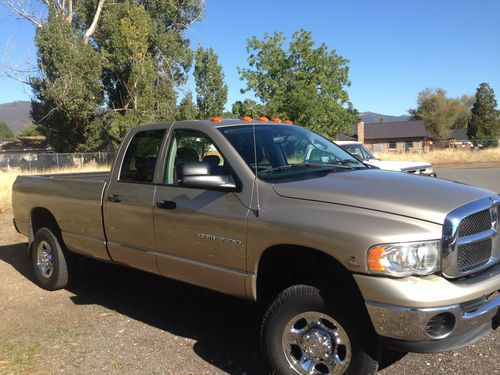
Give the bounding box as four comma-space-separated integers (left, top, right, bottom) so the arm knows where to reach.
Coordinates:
12, 119, 499, 375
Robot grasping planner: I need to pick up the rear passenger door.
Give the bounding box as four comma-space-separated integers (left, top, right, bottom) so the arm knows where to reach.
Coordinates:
104, 129, 165, 274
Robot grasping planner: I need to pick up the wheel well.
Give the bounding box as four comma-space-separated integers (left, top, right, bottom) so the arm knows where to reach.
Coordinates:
256, 245, 365, 308
31, 207, 61, 236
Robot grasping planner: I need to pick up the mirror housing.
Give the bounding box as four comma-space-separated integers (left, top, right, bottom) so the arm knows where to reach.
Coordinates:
176, 161, 237, 191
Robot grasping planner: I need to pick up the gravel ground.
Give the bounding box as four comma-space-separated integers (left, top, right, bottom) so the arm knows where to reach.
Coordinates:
0, 167, 499, 374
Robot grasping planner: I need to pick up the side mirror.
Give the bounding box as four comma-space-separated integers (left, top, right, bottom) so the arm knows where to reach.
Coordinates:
176, 161, 237, 191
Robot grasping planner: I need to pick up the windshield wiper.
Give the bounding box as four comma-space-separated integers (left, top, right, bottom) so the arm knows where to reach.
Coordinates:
259, 162, 354, 175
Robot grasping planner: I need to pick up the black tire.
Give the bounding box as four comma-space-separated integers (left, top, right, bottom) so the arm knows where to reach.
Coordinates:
31, 227, 69, 290
261, 285, 379, 375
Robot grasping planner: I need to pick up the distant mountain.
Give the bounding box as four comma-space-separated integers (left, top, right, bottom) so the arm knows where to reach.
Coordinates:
0, 101, 411, 133
359, 111, 410, 124
0, 101, 32, 133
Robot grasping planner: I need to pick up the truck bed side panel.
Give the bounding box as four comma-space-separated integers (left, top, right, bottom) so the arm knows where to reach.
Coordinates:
12, 174, 111, 261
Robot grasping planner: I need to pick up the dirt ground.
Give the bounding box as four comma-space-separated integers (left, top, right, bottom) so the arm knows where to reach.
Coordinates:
1, 165, 499, 374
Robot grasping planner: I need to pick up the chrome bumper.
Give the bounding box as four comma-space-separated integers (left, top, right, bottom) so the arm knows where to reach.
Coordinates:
366, 291, 499, 342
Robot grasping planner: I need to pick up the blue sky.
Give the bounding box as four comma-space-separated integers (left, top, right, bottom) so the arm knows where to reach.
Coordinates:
1, 0, 499, 115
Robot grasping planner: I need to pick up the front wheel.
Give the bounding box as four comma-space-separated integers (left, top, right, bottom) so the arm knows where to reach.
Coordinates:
261, 285, 379, 375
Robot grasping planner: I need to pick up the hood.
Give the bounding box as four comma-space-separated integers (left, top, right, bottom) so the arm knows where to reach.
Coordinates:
365, 159, 432, 171
272, 169, 493, 224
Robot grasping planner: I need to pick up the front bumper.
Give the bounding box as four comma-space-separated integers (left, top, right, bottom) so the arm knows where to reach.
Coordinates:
366, 292, 499, 352
356, 261, 500, 352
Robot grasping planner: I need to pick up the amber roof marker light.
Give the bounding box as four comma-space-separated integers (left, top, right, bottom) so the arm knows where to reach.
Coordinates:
271, 117, 282, 123
284, 120, 294, 125
210, 117, 224, 123
240, 116, 253, 122
256, 116, 269, 122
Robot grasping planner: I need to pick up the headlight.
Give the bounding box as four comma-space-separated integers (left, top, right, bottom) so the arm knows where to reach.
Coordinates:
367, 240, 440, 276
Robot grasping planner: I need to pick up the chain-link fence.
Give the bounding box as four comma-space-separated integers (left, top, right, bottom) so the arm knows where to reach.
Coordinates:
0, 152, 115, 171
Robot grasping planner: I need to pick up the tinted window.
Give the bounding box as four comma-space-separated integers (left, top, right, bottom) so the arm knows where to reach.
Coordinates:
120, 130, 165, 183
165, 129, 227, 185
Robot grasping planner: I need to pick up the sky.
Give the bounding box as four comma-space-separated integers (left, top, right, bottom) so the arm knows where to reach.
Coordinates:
0, 0, 499, 116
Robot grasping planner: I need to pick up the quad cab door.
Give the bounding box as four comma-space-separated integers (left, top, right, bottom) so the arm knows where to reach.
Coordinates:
153, 126, 252, 297
104, 128, 166, 274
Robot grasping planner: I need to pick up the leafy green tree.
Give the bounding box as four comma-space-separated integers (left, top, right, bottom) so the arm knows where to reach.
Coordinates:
18, 124, 42, 137
238, 30, 357, 138
409, 88, 474, 140
194, 46, 228, 118
468, 83, 499, 147
31, 11, 103, 152
7, 0, 204, 150
177, 91, 198, 120
0, 121, 15, 140
231, 99, 266, 118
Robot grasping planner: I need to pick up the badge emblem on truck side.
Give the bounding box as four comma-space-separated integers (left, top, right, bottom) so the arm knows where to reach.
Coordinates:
197, 233, 242, 246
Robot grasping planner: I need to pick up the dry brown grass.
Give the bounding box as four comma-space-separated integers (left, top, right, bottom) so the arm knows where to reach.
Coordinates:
374, 148, 500, 166
0, 164, 110, 213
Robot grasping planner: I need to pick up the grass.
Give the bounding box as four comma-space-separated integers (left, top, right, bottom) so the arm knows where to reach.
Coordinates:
374, 148, 500, 166
0, 164, 110, 214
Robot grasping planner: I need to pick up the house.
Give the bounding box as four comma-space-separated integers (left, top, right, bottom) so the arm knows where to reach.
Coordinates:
337, 120, 433, 153
0, 136, 53, 170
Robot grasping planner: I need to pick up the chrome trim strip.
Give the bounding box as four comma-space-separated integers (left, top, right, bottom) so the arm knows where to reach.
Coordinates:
442, 195, 500, 278
457, 229, 496, 246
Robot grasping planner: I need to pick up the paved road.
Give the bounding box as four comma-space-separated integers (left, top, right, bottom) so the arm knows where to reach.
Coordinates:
436, 166, 500, 192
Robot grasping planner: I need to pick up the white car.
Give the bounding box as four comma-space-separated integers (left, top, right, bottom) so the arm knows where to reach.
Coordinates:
335, 141, 436, 176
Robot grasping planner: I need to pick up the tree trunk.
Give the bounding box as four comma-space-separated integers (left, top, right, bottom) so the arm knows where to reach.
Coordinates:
83, 0, 105, 44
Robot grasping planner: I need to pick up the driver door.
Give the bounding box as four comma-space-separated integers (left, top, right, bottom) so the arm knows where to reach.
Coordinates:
153, 128, 250, 297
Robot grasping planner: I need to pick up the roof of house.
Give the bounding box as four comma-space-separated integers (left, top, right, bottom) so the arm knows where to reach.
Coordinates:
0, 136, 52, 153
449, 128, 468, 141
336, 120, 433, 141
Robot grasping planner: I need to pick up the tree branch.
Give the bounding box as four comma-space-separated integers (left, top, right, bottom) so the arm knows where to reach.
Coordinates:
3, 0, 44, 28
65, 0, 72, 22
83, 0, 105, 44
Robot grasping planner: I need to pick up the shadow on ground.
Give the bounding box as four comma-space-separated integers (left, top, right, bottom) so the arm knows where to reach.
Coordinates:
0, 242, 405, 374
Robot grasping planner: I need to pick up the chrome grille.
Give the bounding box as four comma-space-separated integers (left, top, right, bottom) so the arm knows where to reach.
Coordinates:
458, 210, 492, 237
457, 239, 492, 272
442, 196, 500, 278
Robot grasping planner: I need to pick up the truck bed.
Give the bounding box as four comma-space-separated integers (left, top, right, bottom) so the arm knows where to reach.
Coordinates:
12, 172, 112, 261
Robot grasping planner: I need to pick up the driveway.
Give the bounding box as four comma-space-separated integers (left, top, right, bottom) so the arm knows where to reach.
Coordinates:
436, 166, 500, 192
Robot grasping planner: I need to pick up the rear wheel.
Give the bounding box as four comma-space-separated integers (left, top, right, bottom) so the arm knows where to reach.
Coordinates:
261, 285, 379, 375
31, 227, 70, 290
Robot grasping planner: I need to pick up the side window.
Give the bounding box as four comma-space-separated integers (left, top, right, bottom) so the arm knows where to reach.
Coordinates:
165, 129, 226, 185
120, 130, 165, 183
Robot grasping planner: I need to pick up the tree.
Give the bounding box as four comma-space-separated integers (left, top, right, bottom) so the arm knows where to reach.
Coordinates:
31, 11, 103, 152
18, 124, 42, 137
0, 122, 15, 140
231, 99, 266, 118
177, 91, 198, 120
468, 83, 499, 147
238, 30, 357, 138
5, 0, 205, 150
409, 88, 474, 140
194, 46, 228, 118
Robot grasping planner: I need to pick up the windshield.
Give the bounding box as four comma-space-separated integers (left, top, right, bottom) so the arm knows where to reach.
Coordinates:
341, 143, 376, 160
219, 125, 367, 181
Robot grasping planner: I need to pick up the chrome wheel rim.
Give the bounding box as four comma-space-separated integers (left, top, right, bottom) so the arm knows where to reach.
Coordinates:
282, 311, 351, 375
36, 240, 54, 278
